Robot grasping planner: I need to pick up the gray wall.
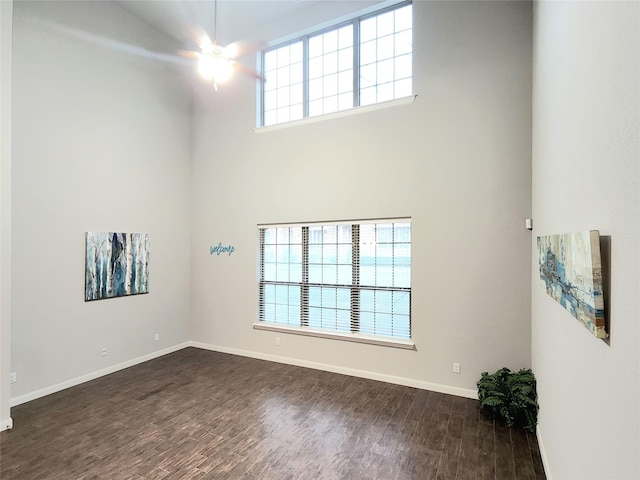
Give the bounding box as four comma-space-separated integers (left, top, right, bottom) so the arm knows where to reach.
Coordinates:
10, 1, 192, 401
8, 0, 534, 433
190, 0, 533, 395
1, 0, 13, 430
7, 2, 640, 477
532, 1, 640, 478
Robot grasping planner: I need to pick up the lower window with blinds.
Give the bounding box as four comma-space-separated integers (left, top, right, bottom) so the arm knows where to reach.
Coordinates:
255, 218, 412, 348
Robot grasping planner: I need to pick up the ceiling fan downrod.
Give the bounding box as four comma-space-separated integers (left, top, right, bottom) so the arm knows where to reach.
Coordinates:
196, 0, 234, 89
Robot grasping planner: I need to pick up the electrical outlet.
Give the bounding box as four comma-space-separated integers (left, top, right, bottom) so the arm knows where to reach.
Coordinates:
101, 348, 108, 356
453, 362, 461, 374
275, 337, 280, 346
9, 372, 16, 384
154, 333, 160, 342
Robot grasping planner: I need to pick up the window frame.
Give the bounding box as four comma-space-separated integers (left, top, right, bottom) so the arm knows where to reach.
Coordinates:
259, 0, 413, 128
254, 219, 413, 349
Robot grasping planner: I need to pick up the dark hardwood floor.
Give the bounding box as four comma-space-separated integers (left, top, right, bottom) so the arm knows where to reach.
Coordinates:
0, 348, 545, 479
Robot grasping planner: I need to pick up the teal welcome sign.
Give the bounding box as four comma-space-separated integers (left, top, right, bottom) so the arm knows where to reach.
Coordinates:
210, 243, 235, 256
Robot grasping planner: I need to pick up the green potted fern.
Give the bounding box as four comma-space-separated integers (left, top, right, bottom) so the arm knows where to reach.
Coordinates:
477, 367, 539, 432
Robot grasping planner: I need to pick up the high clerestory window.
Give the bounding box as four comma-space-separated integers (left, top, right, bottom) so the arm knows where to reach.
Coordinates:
260, 1, 413, 127
256, 219, 412, 347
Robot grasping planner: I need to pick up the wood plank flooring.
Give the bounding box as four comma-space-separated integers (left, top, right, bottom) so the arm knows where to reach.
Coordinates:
0, 347, 546, 479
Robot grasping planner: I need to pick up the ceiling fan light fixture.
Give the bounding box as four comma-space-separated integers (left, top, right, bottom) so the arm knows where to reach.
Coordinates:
223, 43, 238, 59
199, 39, 214, 54
197, 54, 215, 81
197, 52, 234, 86
189, 0, 255, 90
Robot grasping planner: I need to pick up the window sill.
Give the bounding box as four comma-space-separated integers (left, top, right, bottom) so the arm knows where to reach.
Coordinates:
253, 322, 415, 350
254, 95, 417, 133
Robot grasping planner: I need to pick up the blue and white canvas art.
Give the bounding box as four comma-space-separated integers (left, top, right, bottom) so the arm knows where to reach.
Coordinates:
85, 232, 150, 301
537, 230, 606, 339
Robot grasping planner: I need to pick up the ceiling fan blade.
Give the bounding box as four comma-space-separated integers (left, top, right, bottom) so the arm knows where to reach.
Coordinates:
227, 40, 267, 59
48, 22, 191, 66
178, 49, 201, 60
189, 24, 213, 50
235, 62, 265, 82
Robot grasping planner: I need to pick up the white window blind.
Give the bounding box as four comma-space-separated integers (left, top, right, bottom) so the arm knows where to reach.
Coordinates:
258, 219, 411, 340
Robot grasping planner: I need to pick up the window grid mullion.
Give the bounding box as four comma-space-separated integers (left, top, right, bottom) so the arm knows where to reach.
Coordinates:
301, 226, 309, 327
303, 36, 310, 119
259, 229, 265, 321
352, 18, 360, 107
373, 225, 378, 335
351, 224, 360, 333
259, 51, 265, 126
391, 224, 395, 335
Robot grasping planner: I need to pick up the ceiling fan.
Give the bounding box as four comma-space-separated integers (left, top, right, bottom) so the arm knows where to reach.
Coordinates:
43, 0, 262, 91
179, 0, 262, 90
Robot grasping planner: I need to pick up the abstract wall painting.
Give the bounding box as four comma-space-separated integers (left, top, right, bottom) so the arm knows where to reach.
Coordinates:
537, 230, 607, 339
85, 232, 150, 301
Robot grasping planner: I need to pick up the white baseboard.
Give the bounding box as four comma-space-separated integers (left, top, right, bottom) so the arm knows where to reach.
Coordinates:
536, 425, 552, 480
189, 341, 478, 400
9, 340, 478, 410
1, 417, 13, 430
10, 342, 190, 407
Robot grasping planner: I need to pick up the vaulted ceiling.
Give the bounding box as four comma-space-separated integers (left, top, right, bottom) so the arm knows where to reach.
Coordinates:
114, 0, 386, 47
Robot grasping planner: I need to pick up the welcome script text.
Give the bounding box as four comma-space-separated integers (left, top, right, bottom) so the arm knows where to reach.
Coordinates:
210, 243, 235, 256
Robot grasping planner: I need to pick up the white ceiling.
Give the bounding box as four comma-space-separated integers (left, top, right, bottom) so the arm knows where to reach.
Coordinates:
114, 0, 386, 47
113, 1, 302, 46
